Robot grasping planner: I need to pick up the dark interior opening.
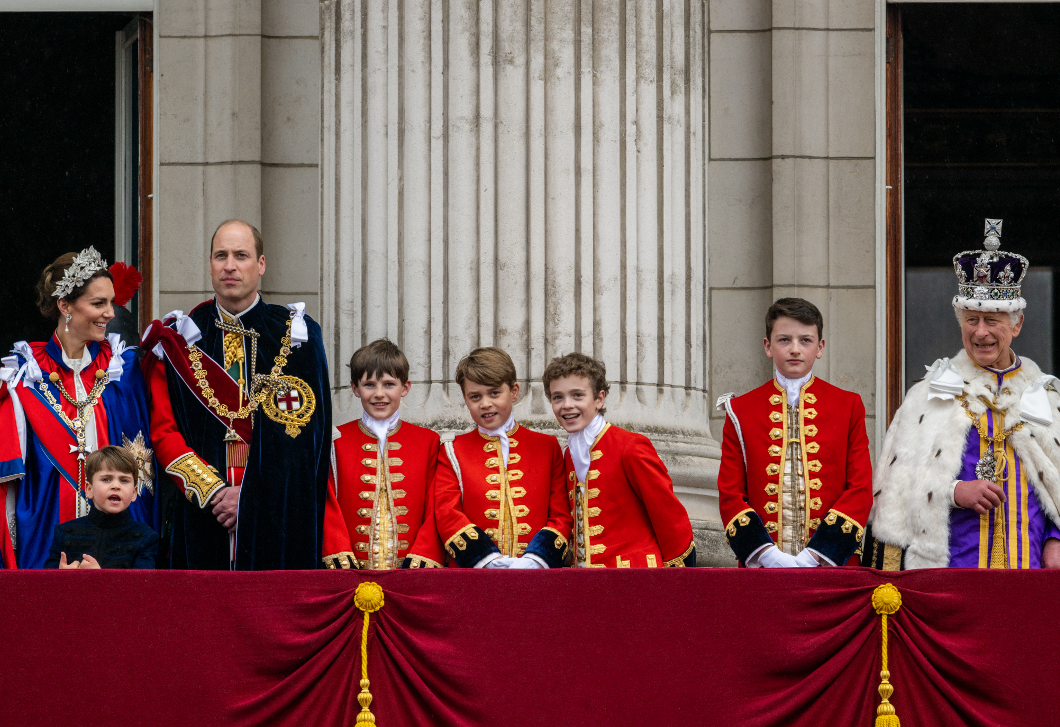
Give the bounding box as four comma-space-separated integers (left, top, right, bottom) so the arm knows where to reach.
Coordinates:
902, 3, 1060, 387
0, 12, 136, 356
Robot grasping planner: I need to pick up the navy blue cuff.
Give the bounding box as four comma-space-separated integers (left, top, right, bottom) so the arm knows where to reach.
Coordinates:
725, 509, 774, 565
524, 527, 570, 569
400, 554, 444, 569
445, 525, 501, 568
0, 457, 24, 482
807, 510, 865, 565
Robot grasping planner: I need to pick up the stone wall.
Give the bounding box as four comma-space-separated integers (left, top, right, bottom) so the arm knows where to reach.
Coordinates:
707, 0, 878, 450
155, 0, 323, 320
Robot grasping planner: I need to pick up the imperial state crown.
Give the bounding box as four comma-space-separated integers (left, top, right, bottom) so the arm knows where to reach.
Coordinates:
952, 218, 1029, 313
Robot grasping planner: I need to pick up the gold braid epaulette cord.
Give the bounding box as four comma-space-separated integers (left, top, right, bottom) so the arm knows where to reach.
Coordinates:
872, 584, 903, 727
165, 453, 226, 508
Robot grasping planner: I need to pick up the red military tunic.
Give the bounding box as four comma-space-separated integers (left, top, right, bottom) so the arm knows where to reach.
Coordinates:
717, 376, 873, 566
565, 423, 695, 568
322, 419, 445, 569
434, 422, 572, 568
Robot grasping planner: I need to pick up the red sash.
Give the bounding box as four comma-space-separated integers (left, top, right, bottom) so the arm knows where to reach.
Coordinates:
16, 344, 113, 523
141, 321, 253, 444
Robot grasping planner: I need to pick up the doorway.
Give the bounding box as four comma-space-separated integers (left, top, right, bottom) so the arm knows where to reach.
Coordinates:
0, 11, 152, 356
888, 3, 1060, 419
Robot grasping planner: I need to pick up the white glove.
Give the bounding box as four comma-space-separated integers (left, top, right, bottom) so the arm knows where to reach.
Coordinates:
478, 554, 507, 568
753, 545, 800, 568
507, 556, 545, 569
794, 548, 822, 567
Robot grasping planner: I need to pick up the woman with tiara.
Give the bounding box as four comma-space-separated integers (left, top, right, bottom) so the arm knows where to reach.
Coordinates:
0, 248, 157, 568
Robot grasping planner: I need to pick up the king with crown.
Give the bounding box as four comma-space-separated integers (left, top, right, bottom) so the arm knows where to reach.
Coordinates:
867, 219, 1060, 569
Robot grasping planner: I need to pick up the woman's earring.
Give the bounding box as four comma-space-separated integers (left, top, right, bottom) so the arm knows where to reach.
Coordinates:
64, 313, 72, 333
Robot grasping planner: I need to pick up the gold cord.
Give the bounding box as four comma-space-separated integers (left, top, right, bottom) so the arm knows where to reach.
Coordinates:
354, 582, 385, 727
872, 584, 903, 727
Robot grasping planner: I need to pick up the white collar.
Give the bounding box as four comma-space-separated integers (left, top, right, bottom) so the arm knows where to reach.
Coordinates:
775, 369, 812, 406
568, 414, 606, 483
478, 412, 516, 465
361, 409, 401, 448
60, 344, 92, 372
217, 294, 260, 322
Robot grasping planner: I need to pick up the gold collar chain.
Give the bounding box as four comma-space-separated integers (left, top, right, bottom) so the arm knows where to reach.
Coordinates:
37, 369, 110, 491
956, 393, 1023, 446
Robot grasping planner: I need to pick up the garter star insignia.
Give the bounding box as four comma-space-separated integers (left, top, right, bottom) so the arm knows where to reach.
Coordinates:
122, 431, 155, 495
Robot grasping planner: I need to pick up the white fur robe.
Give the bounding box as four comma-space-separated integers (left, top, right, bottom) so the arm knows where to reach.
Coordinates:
871, 349, 1060, 568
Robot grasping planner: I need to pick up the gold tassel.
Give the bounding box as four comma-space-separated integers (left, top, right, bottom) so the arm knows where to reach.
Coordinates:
354, 581, 385, 727
872, 583, 903, 727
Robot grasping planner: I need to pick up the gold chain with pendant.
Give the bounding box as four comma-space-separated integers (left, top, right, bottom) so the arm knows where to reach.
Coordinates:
956, 392, 1020, 568
36, 369, 109, 493
956, 393, 1024, 444
186, 316, 312, 439
250, 317, 316, 437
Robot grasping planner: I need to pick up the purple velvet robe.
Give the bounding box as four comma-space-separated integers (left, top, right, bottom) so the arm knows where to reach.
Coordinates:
948, 358, 1060, 568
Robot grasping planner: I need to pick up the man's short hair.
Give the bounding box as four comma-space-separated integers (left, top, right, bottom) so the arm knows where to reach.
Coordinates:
542, 352, 611, 415
86, 446, 138, 483
765, 298, 824, 340
349, 339, 410, 386
211, 219, 264, 258
455, 347, 518, 391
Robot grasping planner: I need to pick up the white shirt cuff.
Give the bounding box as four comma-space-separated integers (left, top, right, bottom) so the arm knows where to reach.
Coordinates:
473, 553, 502, 568
805, 547, 835, 566
744, 543, 772, 568
950, 479, 961, 508
523, 553, 549, 568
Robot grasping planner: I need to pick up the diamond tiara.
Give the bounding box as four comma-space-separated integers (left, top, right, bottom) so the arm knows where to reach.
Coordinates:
52, 246, 109, 299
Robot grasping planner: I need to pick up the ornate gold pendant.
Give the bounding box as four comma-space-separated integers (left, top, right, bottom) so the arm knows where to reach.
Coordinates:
121, 431, 155, 495
254, 374, 316, 438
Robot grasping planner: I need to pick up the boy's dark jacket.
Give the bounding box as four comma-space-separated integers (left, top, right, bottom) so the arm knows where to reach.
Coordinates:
44, 506, 159, 569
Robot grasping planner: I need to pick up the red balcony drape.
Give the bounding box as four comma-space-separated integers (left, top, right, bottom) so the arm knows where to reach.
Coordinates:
1, 568, 1057, 727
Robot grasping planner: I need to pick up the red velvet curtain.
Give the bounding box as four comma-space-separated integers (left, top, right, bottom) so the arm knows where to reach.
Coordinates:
1, 568, 1057, 727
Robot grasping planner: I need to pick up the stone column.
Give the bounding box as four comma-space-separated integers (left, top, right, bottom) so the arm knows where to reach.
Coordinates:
320, 0, 722, 548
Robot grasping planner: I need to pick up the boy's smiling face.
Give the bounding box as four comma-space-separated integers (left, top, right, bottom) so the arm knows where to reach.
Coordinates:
354, 372, 411, 421
462, 380, 519, 430
764, 316, 825, 381
86, 468, 138, 514
548, 374, 605, 434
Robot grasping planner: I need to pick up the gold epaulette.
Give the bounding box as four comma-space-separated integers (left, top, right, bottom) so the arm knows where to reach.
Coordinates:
322, 551, 359, 569
165, 452, 225, 508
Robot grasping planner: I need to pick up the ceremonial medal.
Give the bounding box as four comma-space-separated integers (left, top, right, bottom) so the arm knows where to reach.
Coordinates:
250, 314, 317, 438
255, 374, 316, 438
122, 431, 156, 495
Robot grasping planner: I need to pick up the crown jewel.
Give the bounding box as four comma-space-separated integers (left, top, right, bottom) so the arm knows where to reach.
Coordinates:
951, 218, 1028, 313
52, 246, 108, 299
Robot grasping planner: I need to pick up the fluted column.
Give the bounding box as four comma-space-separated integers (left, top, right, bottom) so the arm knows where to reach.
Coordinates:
321, 0, 718, 522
